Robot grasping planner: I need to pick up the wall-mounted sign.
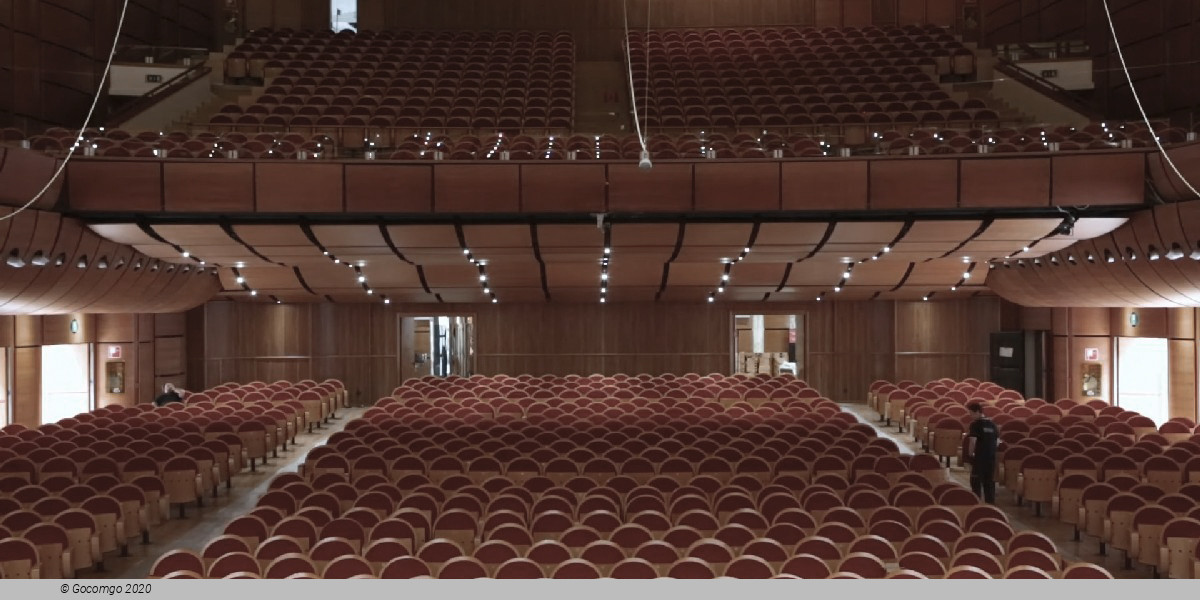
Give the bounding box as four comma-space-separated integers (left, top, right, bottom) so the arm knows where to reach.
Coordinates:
107, 345, 122, 359
1084, 347, 1099, 361
69, 319, 79, 334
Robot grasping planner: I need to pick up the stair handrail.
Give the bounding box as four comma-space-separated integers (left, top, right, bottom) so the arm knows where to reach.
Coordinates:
993, 56, 1103, 121
106, 60, 212, 128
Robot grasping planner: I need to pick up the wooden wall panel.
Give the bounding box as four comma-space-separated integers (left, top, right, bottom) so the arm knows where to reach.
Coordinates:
12, 347, 40, 426
1169, 339, 1197, 421
96, 313, 135, 343
255, 163, 343, 212
164, 163, 255, 213
192, 296, 1008, 406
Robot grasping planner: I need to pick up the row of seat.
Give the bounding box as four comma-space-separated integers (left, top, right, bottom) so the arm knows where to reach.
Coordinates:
157, 373, 1112, 578
869, 377, 1200, 579
0, 379, 346, 579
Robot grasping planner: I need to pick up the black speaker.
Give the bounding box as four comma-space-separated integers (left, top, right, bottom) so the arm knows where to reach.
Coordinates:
989, 331, 1045, 398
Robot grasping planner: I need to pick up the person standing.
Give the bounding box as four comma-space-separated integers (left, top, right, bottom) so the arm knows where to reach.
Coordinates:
966, 402, 999, 503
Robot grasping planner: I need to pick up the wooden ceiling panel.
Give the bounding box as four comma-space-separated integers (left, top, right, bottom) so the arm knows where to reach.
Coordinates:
741, 250, 809, 263
610, 224, 679, 247
360, 264, 423, 287
537, 225, 603, 247
975, 218, 1060, 241
605, 287, 659, 302
386, 225, 460, 249
611, 246, 675, 262
786, 261, 849, 285
538, 249, 603, 263
86, 224, 160, 246
234, 225, 311, 246
463, 224, 532, 248
827, 222, 904, 244
657, 287, 712, 302
152, 225, 229, 246
545, 262, 604, 288
681, 223, 753, 248
726, 263, 786, 286
902, 220, 981, 242
482, 262, 543, 288
608, 260, 668, 287
311, 224, 387, 247
673, 247, 742, 262
666, 262, 724, 286
905, 260, 972, 285
754, 223, 829, 246
423, 264, 484, 288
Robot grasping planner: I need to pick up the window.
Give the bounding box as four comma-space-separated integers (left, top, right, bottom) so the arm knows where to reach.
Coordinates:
331, 0, 357, 32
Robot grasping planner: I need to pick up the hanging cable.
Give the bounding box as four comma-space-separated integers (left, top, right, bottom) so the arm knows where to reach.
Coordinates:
621, 0, 651, 169
1101, 0, 1200, 199
1, 0, 132, 222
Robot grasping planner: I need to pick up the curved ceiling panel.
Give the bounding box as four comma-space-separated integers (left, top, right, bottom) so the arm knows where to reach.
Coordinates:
0, 209, 221, 314
987, 204, 1200, 307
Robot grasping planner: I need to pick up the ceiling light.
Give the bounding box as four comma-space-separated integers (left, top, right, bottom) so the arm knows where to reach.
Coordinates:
322, 251, 329, 256
357, 275, 366, 283
962, 272, 970, 279
1104, 250, 1115, 263
491, 297, 498, 304
77, 256, 88, 269
842, 271, 851, 279
707, 296, 714, 303
721, 274, 729, 281
604, 247, 611, 255
463, 248, 471, 255
235, 276, 245, 284
250, 290, 257, 296
479, 274, 487, 282
97, 257, 108, 269
922, 295, 929, 301
181, 251, 190, 258
1148, 246, 1161, 260
718, 286, 725, 293
882, 246, 891, 253
1022, 246, 1031, 253
743, 247, 750, 253
962, 257, 970, 263
833, 286, 841, 292
1190, 244, 1200, 260
1126, 248, 1137, 261
333, 258, 340, 264
1085, 252, 1095, 263
601, 273, 608, 281
30, 251, 49, 267
483, 287, 490, 294
600, 297, 606, 303
1067, 254, 1076, 265
6, 250, 25, 268
366, 289, 373, 295
384, 298, 391, 304
1166, 243, 1185, 260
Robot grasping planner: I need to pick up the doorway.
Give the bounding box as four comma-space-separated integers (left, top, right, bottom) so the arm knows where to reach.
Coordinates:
40, 344, 93, 425
733, 313, 805, 378
1115, 337, 1169, 425
400, 315, 475, 381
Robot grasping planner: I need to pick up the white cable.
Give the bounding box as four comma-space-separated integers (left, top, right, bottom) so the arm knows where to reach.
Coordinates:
621, 0, 647, 152
1101, 0, 1200, 199
1, 0, 131, 222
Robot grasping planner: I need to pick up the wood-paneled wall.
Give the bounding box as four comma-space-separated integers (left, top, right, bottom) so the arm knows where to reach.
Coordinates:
0, 0, 216, 131
980, 0, 1200, 123
1028, 305, 1200, 421
0, 311, 186, 427
191, 295, 1012, 405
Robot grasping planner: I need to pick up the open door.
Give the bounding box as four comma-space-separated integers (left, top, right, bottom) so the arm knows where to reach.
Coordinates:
40, 344, 93, 425
400, 315, 475, 381
1115, 337, 1169, 425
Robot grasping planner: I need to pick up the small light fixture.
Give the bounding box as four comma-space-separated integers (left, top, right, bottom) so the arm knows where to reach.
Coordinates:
1104, 249, 1116, 263
97, 256, 109, 269
77, 255, 89, 269
1148, 246, 1161, 261
235, 276, 245, 284
31, 251, 49, 267
1166, 243, 1185, 260
181, 251, 190, 258
250, 290, 258, 296
6, 249, 25, 268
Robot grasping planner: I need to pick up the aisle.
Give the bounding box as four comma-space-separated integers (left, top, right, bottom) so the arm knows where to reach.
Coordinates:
840, 402, 1150, 578
104, 407, 367, 579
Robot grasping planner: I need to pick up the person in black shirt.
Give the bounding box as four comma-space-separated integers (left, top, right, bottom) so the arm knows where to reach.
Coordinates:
966, 402, 998, 504
154, 383, 186, 407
